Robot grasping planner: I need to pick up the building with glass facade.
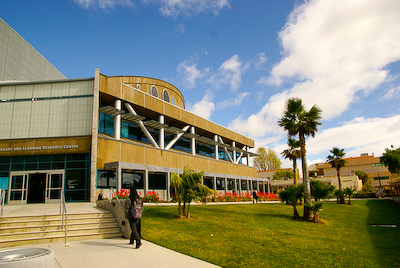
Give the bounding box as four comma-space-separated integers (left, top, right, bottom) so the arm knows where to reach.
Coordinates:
0, 18, 265, 204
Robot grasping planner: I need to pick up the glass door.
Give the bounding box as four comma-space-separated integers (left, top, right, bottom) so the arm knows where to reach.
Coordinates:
8, 170, 64, 204
8, 173, 28, 204
46, 172, 64, 203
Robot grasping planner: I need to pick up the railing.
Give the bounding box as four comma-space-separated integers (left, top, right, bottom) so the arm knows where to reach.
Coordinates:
60, 190, 67, 244
0, 188, 5, 216
110, 187, 125, 212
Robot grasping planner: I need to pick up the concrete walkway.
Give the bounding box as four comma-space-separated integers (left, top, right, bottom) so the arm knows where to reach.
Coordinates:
0, 202, 220, 267
30, 238, 220, 268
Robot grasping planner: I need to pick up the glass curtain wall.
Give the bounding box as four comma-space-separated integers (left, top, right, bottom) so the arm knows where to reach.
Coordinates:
0, 154, 90, 202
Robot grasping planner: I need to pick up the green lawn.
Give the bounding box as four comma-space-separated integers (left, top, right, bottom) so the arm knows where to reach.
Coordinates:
142, 200, 400, 268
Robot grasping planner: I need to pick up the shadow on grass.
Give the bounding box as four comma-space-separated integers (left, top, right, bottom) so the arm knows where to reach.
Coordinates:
366, 199, 400, 268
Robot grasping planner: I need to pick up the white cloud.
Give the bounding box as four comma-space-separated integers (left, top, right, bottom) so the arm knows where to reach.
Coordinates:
230, 0, 400, 141
208, 54, 248, 92
267, 0, 400, 120
254, 52, 268, 69
177, 60, 210, 88
187, 89, 215, 119
143, 0, 230, 17
306, 115, 400, 158
380, 86, 400, 101
73, 0, 133, 9
218, 92, 250, 109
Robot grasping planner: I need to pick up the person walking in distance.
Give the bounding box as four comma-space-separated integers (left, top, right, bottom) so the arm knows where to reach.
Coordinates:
125, 187, 143, 248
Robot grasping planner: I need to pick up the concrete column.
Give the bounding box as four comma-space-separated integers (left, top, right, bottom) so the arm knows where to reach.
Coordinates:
232, 141, 236, 164
224, 177, 228, 193
114, 99, 121, 140
213, 177, 217, 191
246, 147, 250, 166
90, 68, 100, 202
234, 179, 238, 193
267, 181, 270, 194
116, 162, 122, 191
191, 126, 196, 156
166, 172, 171, 201
214, 135, 219, 160
159, 115, 165, 149
144, 170, 149, 194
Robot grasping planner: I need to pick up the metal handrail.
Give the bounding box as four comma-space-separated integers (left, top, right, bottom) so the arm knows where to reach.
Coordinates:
0, 189, 5, 216
60, 190, 67, 244
110, 187, 125, 211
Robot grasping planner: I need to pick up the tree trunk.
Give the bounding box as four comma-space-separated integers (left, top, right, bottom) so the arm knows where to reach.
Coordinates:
292, 205, 300, 219
300, 134, 313, 220
182, 202, 187, 217
187, 202, 191, 218
293, 160, 298, 185
178, 201, 183, 218
337, 169, 345, 204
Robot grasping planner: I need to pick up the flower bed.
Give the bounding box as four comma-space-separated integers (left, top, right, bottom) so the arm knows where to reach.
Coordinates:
207, 192, 279, 202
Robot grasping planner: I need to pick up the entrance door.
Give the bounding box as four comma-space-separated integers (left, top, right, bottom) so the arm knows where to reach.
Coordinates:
46, 173, 63, 203
27, 173, 46, 203
8, 170, 64, 204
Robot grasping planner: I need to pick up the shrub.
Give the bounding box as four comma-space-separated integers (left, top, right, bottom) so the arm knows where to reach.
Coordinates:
354, 191, 376, 198
143, 191, 160, 203
114, 188, 129, 199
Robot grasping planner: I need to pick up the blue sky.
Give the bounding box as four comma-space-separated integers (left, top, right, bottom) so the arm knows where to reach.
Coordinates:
1, 0, 400, 168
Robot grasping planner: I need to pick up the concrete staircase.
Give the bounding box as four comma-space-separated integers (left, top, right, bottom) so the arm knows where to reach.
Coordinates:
0, 211, 123, 248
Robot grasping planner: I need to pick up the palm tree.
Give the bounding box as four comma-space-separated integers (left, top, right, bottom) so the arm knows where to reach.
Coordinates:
344, 187, 356, 205
171, 166, 214, 218
278, 97, 322, 220
281, 138, 301, 185
278, 185, 304, 219
327, 147, 347, 204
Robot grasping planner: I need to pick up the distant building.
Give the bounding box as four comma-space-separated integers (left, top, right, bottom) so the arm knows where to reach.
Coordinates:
308, 154, 395, 196
267, 176, 362, 194
258, 166, 364, 194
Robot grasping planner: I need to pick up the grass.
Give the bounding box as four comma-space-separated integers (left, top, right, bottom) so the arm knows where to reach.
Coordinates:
142, 199, 400, 268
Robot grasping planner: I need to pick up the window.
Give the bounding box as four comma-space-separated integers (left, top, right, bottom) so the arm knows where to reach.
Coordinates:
241, 180, 248, 190
97, 170, 116, 188
162, 89, 170, 102
148, 173, 166, 190
150, 85, 158, 98
171, 96, 176, 105
227, 179, 235, 190
203, 178, 214, 189
122, 171, 143, 189
252, 181, 258, 191
216, 178, 225, 190
136, 84, 141, 90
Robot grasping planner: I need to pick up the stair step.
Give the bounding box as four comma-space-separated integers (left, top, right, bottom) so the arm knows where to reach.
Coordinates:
0, 226, 121, 240
0, 217, 116, 228
0, 232, 123, 248
0, 212, 114, 223
0, 210, 123, 248
0, 221, 119, 234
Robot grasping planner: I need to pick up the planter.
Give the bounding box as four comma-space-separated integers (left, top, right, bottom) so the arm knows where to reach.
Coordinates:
0, 248, 54, 268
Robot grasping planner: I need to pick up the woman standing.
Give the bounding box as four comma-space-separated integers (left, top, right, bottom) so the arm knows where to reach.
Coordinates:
125, 187, 143, 248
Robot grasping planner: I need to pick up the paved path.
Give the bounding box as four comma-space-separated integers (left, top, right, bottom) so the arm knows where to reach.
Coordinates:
31, 238, 220, 268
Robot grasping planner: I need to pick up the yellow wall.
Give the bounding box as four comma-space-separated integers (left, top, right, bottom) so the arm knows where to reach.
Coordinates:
97, 138, 257, 177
